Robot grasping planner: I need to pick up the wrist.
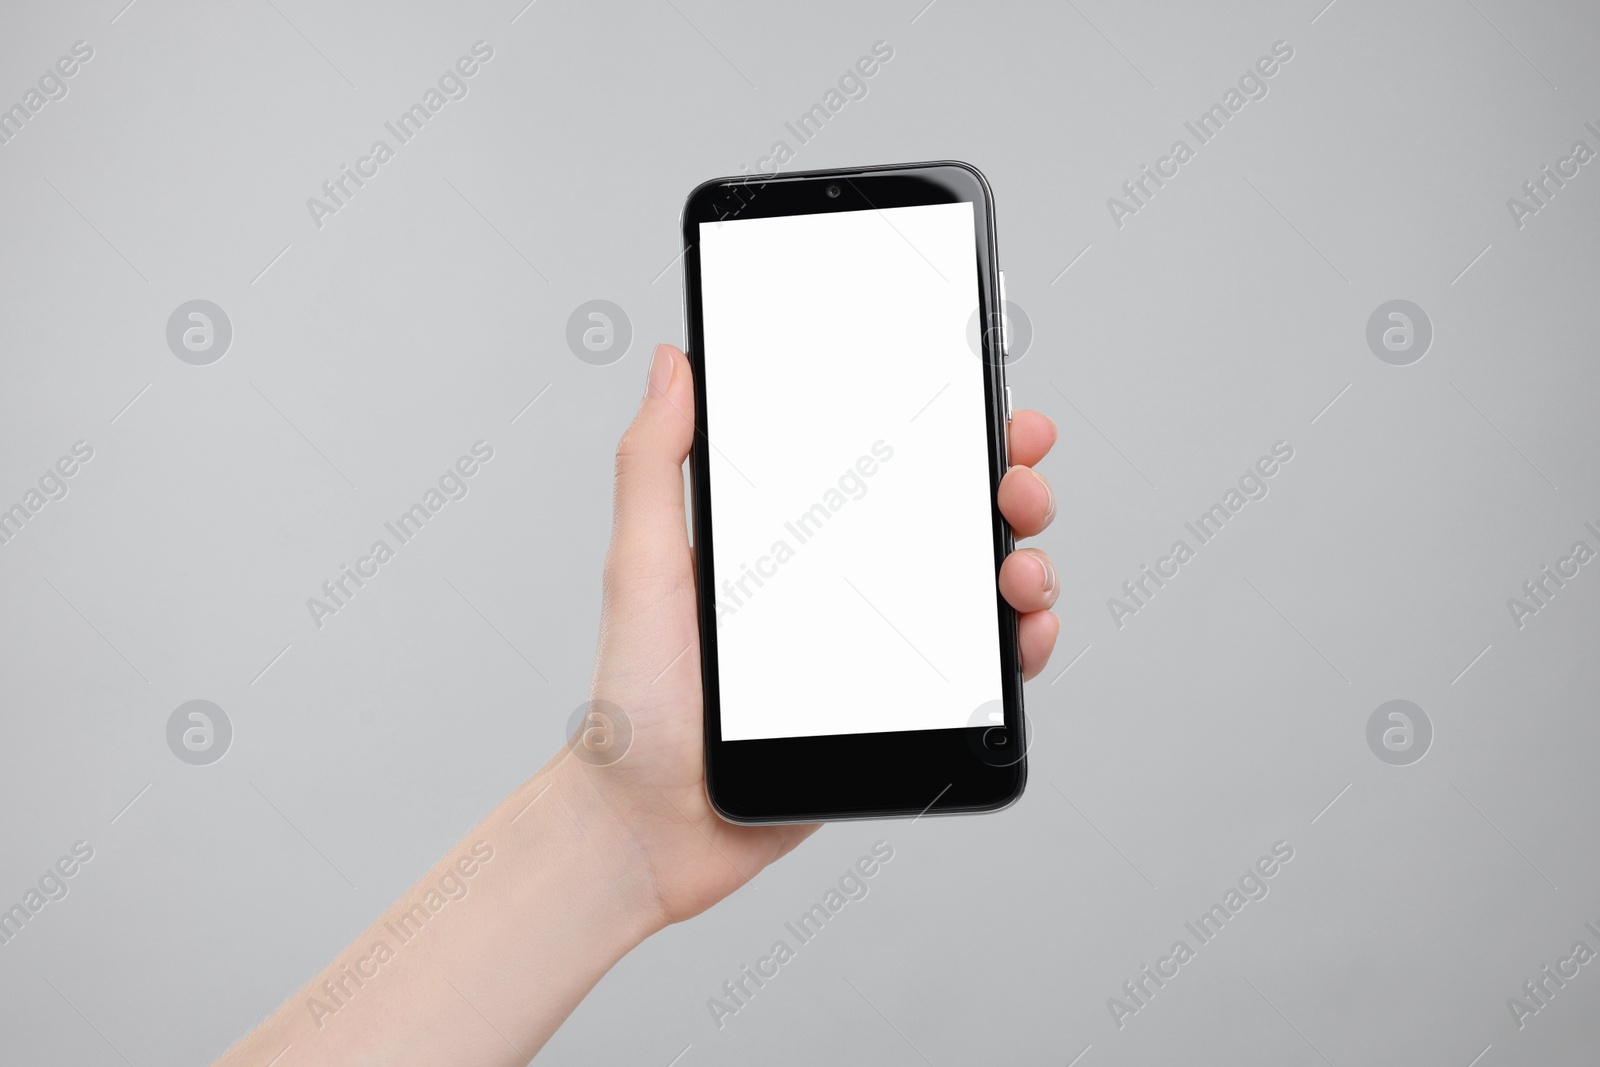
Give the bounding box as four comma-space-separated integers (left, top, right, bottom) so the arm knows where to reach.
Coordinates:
495, 753, 668, 951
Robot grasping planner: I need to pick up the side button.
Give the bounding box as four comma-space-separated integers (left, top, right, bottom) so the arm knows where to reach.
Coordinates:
1005, 385, 1014, 423
998, 269, 1009, 359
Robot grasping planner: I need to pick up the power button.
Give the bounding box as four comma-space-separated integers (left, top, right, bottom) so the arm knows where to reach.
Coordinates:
1005, 385, 1014, 423
998, 269, 1010, 359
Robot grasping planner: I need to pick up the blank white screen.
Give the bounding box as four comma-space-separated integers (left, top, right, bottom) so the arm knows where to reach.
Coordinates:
700, 201, 1003, 741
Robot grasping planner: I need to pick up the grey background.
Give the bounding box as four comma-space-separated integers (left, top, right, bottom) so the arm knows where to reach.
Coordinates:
1, 0, 1596, 1064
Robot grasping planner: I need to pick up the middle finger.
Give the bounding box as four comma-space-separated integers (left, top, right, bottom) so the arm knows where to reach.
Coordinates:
998, 465, 1056, 537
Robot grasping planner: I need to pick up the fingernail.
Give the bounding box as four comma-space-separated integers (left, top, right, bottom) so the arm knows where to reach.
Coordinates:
646, 344, 674, 399
1035, 469, 1056, 525
1038, 553, 1058, 600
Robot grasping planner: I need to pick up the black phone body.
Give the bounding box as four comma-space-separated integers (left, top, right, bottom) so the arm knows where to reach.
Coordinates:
681, 161, 1025, 823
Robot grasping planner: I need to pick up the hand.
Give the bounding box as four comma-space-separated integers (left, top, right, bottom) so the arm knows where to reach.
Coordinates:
210, 343, 1063, 1066
558, 343, 1062, 933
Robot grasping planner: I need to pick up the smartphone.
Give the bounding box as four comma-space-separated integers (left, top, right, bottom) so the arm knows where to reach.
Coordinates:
681, 160, 1025, 823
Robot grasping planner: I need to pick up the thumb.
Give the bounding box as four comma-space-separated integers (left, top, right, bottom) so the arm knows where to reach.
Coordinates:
608, 344, 695, 575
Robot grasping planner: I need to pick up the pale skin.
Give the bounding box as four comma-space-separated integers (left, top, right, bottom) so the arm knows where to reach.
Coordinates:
215, 344, 1061, 1065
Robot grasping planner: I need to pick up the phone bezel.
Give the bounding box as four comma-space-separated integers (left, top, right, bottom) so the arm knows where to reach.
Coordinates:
681, 160, 1025, 823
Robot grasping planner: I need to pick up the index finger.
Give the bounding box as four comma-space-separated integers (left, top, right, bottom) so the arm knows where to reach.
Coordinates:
1007, 409, 1057, 469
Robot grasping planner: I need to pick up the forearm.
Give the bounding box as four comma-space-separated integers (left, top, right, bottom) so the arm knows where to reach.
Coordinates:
216, 757, 661, 1067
